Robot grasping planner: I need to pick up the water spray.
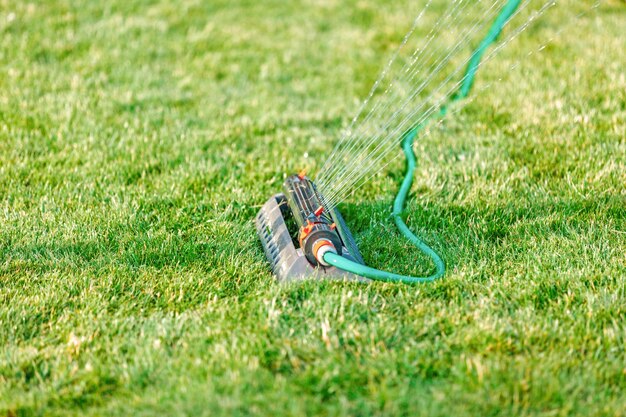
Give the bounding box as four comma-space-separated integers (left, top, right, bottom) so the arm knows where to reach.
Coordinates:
256, 0, 599, 283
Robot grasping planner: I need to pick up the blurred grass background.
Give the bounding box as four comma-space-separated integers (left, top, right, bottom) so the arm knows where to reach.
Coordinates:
0, 0, 625, 415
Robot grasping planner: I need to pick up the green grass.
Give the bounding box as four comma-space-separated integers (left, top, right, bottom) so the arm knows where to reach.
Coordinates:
1, 0, 625, 415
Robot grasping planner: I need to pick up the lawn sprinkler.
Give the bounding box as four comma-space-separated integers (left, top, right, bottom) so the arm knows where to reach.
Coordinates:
256, 0, 536, 284
255, 172, 367, 282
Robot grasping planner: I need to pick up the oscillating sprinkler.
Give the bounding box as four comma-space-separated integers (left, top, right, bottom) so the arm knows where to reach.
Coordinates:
256, 172, 367, 282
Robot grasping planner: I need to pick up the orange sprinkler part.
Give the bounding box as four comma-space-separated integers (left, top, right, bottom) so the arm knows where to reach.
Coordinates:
297, 169, 307, 180
312, 239, 335, 265
298, 220, 315, 246
312, 239, 333, 255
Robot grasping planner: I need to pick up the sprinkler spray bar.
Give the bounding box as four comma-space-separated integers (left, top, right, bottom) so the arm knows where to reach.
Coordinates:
283, 173, 341, 267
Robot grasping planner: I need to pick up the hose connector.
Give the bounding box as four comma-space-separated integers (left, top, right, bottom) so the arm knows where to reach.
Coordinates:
312, 239, 337, 267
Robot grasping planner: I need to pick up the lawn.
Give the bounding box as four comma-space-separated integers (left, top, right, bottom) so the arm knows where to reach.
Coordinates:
1, 0, 625, 416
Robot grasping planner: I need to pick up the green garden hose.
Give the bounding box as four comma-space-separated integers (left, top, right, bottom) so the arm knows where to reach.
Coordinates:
323, 0, 522, 283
